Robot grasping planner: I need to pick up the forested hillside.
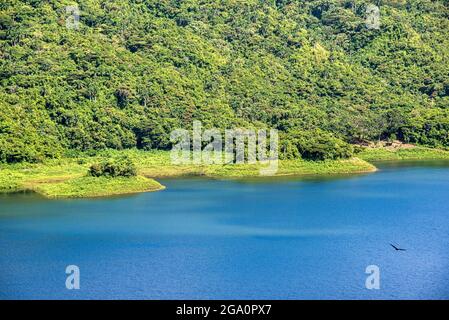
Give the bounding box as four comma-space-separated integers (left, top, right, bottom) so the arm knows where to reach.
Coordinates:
1, 0, 449, 163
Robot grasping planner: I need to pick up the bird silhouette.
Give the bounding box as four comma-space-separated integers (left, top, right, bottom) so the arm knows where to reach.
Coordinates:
390, 243, 406, 251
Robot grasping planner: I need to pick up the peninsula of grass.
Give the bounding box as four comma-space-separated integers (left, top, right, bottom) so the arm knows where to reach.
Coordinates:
0, 159, 86, 194
0, 149, 377, 198
4, 146, 449, 198
0, 154, 167, 198
359, 146, 449, 162
198, 157, 376, 178
34, 176, 164, 199
122, 150, 376, 178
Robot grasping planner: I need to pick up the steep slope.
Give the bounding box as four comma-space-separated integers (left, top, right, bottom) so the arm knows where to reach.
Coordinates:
1, 0, 449, 162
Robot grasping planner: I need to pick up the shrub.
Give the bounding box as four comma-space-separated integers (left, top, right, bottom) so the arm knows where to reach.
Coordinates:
280, 129, 354, 161
89, 156, 137, 177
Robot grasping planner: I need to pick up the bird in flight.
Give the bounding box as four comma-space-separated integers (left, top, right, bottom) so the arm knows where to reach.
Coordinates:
390, 243, 406, 251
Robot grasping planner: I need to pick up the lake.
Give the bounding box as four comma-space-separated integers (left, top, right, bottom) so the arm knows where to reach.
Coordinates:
1, 161, 449, 299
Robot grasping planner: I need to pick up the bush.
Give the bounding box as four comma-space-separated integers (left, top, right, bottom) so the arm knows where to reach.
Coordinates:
399, 108, 449, 148
280, 129, 354, 161
89, 156, 137, 177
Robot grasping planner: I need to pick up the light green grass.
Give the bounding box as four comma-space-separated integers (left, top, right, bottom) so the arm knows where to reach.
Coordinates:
0, 159, 87, 193
197, 157, 376, 178
2, 147, 449, 199
0, 149, 380, 198
0, 149, 377, 198
128, 150, 376, 178
34, 176, 164, 198
0, 169, 26, 193
358, 146, 449, 162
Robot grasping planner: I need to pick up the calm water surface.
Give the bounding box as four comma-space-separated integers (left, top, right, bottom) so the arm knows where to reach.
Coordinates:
1, 161, 449, 299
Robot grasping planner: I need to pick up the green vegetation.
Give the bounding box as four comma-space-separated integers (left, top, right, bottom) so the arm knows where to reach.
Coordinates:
89, 155, 137, 177
4, 145, 449, 198
35, 176, 164, 198
0, 149, 376, 197
359, 146, 449, 161
202, 157, 376, 178
0, 159, 86, 193
1, 1, 449, 197
0, 151, 161, 197
1, 1, 449, 164
280, 129, 354, 160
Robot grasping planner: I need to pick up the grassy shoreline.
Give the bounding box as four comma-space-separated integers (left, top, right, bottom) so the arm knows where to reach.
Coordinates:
1, 146, 449, 199
358, 146, 449, 162
35, 176, 165, 199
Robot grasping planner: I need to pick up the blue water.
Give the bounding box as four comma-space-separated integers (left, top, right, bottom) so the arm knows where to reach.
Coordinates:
1, 161, 449, 299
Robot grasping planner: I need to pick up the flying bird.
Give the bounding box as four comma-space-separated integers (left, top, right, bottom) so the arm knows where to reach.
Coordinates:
390, 243, 406, 251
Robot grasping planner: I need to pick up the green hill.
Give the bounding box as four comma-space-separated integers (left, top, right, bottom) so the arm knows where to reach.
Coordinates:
1, 0, 449, 163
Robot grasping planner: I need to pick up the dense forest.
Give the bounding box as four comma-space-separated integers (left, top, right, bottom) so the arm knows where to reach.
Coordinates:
1, 0, 449, 163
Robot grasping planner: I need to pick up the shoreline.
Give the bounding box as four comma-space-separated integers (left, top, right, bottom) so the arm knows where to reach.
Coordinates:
1, 146, 449, 199
34, 176, 166, 199
358, 146, 449, 162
